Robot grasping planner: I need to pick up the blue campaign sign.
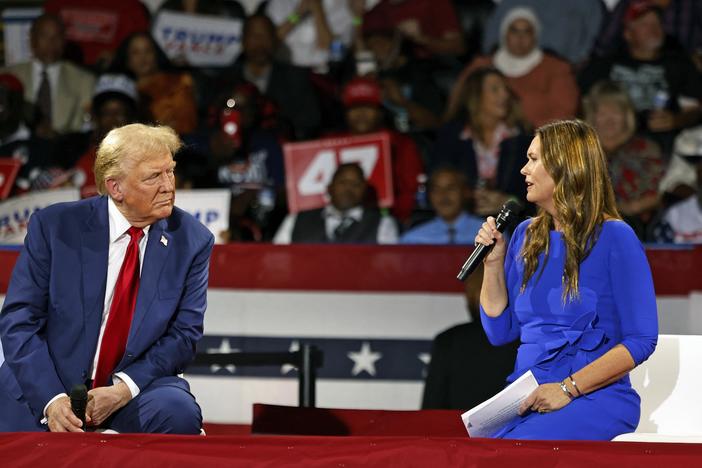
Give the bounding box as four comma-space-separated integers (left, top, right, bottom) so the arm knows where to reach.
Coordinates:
153, 11, 243, 67
175, 189, 230, 244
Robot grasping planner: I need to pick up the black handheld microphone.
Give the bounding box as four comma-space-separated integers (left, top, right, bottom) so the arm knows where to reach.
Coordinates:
70, 384, 88, 429
456, 200, 524, 281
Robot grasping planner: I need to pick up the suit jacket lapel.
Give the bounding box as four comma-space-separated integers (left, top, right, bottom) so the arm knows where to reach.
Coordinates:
19, 62, 33, 103
55, 63, 75, 130
127, 218, 172, 348
80, 197, 109, 361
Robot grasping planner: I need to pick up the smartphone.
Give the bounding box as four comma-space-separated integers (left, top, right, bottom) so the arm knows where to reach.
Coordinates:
220, 108, 243, 147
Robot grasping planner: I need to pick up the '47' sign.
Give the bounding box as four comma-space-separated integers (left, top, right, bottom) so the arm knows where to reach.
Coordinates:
0, 158, 21, 200
283, 132, 394, 213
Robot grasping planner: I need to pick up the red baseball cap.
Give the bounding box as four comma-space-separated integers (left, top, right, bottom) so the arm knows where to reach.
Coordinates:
0, 73, 24, 94
623, 0, 661, 25
342, 77, 382, 108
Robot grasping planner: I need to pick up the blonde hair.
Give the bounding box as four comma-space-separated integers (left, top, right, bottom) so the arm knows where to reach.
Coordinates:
520, 120, 620, 302
582, 80, 637, 142
94, 124, 181, 195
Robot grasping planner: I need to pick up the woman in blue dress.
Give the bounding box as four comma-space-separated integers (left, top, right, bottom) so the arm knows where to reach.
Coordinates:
475, 119, 658, 440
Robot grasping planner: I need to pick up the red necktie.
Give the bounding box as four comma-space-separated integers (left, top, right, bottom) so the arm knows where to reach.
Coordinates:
93, 226, 144, 388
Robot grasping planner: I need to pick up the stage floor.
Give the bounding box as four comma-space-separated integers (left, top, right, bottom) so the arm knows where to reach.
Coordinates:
1, 432, 701, 467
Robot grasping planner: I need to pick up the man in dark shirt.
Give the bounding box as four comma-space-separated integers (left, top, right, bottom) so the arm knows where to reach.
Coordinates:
579, 1, 702, 154
226, 13, 321, 140
422, 263, 518, 410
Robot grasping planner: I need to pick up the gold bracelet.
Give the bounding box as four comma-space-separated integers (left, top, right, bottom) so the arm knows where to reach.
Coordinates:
568, 375, 583, 397
559, 381, 574, 400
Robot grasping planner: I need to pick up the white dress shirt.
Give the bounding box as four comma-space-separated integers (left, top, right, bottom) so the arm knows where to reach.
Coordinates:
273, 205, 399, 244
91, 198, 150, 396
42, 198, 149, 421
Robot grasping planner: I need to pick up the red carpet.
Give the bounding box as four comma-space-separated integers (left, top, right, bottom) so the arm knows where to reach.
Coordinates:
1, 432, 701, 467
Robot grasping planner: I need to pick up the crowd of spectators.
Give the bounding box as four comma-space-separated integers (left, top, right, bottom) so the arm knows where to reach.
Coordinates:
2, 0, 702, 245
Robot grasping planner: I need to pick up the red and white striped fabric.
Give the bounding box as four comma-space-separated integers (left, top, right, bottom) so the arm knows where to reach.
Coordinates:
2, 244, 701, 424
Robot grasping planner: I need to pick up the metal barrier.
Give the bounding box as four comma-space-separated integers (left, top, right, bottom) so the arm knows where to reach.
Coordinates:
190, 344, 323, 407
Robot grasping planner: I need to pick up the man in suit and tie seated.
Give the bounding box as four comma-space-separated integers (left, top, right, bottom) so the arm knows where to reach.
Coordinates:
3, 13, 95, 137
0, 124, 214, 433
400, 167, 484, 245
273, 162, 398, 244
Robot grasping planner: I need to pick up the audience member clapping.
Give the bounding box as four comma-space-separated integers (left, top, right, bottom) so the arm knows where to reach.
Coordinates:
274, 162, 398, 244
265, 0, 364, 72
431, 67, 530, 217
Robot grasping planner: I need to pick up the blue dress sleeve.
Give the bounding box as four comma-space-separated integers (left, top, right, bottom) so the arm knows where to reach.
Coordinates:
480, 220, 528, 346
607, 223, 658, 365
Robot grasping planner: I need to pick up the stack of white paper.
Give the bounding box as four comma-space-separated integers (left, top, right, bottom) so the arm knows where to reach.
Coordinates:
461, 370, 539, 438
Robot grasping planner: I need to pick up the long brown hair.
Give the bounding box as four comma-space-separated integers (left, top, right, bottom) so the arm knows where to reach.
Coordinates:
520, 120, 620, 302
461, 67, 524, 144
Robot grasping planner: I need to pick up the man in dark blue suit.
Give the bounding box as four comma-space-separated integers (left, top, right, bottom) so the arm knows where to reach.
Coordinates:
0, 124, 214, 433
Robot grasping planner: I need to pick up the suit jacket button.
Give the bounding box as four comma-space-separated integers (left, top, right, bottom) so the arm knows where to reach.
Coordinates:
127, 354, 134, 358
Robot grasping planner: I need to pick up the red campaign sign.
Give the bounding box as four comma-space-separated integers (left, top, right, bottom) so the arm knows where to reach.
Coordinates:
0, 158, 21, 200
60, 8, 118, 43
283, 132, 394, 214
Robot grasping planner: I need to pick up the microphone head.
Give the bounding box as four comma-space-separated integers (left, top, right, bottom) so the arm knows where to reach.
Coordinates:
70, 384, 87, 401
496, 199, 524, 229
70, 384, 87, 429
502, 199, 524, 215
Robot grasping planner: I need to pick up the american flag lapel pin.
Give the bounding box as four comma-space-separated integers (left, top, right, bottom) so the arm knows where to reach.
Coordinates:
160, 235, 168, 246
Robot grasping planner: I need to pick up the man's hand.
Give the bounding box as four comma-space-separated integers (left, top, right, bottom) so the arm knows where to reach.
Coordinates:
46, 396, 85, 432
86, 382, 132, 427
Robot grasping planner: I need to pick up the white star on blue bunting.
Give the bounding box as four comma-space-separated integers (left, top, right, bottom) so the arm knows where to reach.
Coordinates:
207, 338, 240, 374
281, 340, 300, 375
347, 341, 382, 376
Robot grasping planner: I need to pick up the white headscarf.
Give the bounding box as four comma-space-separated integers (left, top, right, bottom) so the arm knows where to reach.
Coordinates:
493, 7, 543, 78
